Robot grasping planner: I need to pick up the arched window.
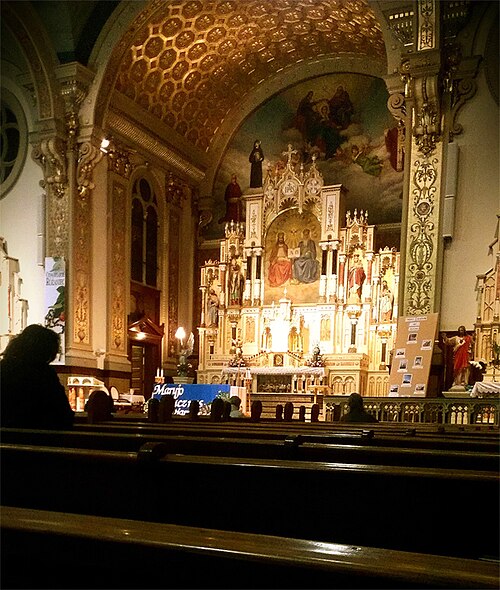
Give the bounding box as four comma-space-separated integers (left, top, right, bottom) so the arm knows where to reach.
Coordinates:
0, 91, 28, 199
131, 177, 158, 287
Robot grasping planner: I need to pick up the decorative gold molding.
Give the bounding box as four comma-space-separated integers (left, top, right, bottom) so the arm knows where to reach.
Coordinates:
417, 0, 436, 51
32, 137, 68, 257
404, 143, 443, 315
107, 142, 133, 179
412, 76, 440, 156
449, 76, 477, 140
387, 91, 406, 122
77, 141, 104, 199
106, 109, 205, 183
72, 164, 92, 345
166, 172, 190, 208
110, 181, 127, 353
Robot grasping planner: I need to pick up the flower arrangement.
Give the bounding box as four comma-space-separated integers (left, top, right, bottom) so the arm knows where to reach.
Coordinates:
177, 358, 193, 377
305, 345, 325, 367
228, 337, 247, 367
228, 355, 247, 367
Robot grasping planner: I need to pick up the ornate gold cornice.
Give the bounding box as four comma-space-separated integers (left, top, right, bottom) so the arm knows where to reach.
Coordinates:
166, 172, 191, 208
106, 141, 133, 179
106, 108, 205, 183
77, 141, 104, 198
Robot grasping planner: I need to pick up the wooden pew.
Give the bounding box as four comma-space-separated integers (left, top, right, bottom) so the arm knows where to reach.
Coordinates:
1, 426, 499, 471
1, 442, 498, 560
72, 418, 500, 455
74, 413, 500, 452
2, 506, 498, 589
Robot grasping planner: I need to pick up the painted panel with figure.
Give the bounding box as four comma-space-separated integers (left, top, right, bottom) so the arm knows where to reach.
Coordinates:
265, 209, 321, 304
209, 73, 403, 241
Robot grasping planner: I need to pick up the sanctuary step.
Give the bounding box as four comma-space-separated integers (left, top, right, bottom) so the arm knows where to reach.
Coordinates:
249, 392, 324, 421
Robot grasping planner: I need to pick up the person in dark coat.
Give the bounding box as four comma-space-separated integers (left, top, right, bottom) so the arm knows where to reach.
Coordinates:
340, 392, 378, 423
0, 324, 74, 429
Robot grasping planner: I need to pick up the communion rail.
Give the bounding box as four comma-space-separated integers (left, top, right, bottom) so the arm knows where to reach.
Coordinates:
324, 396, 500, 426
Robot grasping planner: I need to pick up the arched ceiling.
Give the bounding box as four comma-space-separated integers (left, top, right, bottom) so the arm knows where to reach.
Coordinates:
113, 0, 386, 153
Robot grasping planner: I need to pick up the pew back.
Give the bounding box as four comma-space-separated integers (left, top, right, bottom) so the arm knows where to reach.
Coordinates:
2, 506, 498, 589
1, 442, 498, 560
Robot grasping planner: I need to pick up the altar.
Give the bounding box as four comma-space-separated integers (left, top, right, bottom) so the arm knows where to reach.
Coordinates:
470, 381, 500, 398
197, 146, 400, 395
221, 366, 325, 393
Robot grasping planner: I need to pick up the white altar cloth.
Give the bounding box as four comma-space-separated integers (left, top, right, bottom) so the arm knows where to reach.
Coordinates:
470, 381, 500, 397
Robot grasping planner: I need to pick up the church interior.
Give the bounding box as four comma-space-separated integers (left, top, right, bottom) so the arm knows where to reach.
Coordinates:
1, 1, 499, 587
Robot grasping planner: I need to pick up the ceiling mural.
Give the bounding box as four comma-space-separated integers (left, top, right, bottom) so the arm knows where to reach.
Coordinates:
114, 0, 384, 152
209, 72, 403, 240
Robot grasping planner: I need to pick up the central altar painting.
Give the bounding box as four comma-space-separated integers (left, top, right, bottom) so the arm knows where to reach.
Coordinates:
265, 209, 321, 304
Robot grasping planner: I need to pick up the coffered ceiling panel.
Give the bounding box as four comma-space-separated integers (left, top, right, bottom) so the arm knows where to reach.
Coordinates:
114, 0, 384, 152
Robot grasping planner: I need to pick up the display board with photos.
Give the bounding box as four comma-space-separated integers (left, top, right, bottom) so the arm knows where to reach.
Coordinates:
388, 313, 438, 397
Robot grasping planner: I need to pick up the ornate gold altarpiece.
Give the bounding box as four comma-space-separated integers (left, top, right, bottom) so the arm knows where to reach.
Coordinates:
197, 148, 400, 396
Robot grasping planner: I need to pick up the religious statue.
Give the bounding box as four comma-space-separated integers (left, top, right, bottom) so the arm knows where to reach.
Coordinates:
262, 326, 272, 352
177, 332, 194, 377
348, 253, 366, 303
207, 289, 219, 327
442, 325, 474, 389
219, 174, 243, 223
249, 140, 264, 188
380, 280, 394, 321
229, 256, 244, 306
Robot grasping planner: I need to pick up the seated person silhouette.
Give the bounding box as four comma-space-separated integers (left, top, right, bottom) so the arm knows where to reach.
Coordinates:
229, 395, 245, 418
0, 324, 74, 430
340, 392, 378, 423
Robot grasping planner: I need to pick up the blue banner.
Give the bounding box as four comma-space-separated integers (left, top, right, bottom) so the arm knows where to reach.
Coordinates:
152, 383, 234, 416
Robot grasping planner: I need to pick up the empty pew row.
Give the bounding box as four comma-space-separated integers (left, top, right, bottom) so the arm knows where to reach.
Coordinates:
2, 506, 498, 589
1, 427, 499, 471
1, 442, 498, 560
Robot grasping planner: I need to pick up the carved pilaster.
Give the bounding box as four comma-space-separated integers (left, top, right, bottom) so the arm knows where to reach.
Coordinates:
32, 137, 68, 257
401, 33, 443, 315
404, 143, 443, 315
68, 140, 103, 348
110, 180, 127, 354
